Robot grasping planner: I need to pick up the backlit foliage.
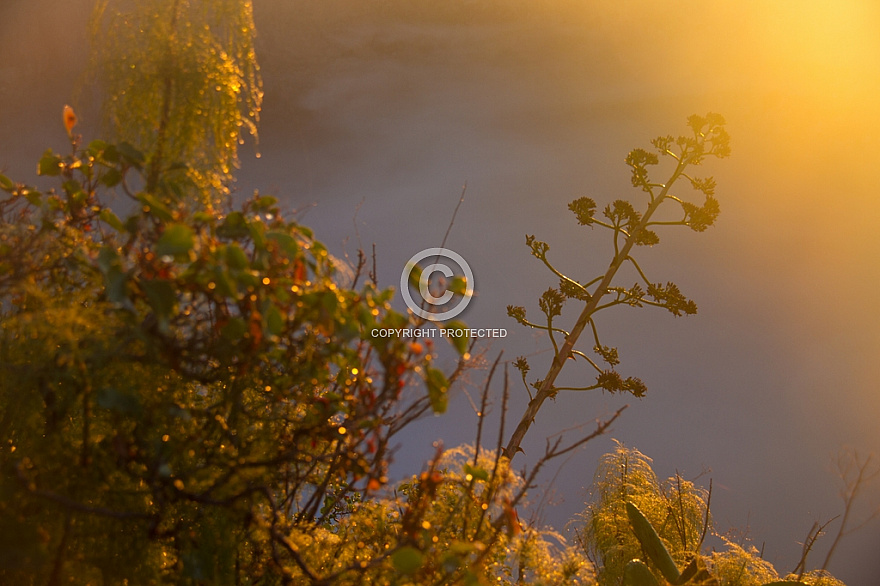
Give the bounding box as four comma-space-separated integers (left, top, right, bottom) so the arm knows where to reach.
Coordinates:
708, 540, 780, 586
0, 130, 455, 582
0, 3, 857, 584
0, 77, 592, 586
574, 443, 848, 586
89, 0, 263, 204
578, 442, 709, 585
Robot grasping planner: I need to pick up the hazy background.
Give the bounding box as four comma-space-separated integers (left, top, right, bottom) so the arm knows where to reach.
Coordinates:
2, 1, 879, 583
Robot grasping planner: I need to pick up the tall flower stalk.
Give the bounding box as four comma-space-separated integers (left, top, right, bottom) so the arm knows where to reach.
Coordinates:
505, 113, 731, 459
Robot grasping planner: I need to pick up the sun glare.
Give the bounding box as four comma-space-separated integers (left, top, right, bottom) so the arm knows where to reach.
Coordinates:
755, 1, 880, 105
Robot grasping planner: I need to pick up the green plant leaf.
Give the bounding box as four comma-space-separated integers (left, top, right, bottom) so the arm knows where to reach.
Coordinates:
123, 213, 140, 234
137, 192, 173, 221
252, 195, 278, 210
118, 141, 145, 168
86, 139, 109, 155
100, 143, 120, 163
463, 464, 488, 481
99, 209, 125, 232
266, 230, 298, 256
99, 167, 123, 187
217, 211, 249, 239
248, 221, 266, 249
97, 245, 120, 274
156, 224, 195, 257
224, 243, 250, 270
37, 149, 62, 176
448, 275, 469, 296
209, 267, 239, 298
406, 262, 423, 289
392, 546, 424, 575
192, 211, 214, 225
626, 501, 680, 584
106, 268, 129, 305
444, 319, 469, 355
22, 188, 41, 206
62, 180, 85, 201
140, 279, 177, 322
425, 367, 449, 414
623, 560, 660, 586
265, 304, 284, 336
97, 247, 130, 305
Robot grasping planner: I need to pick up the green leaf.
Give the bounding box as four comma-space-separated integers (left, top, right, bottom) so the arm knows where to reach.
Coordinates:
62, 180, 85, 200
224, 243, 250, 270
140, 279, 177, 322
207, 268, 238, 298
192, 211, 214, 225
99, 167, 123, 187
448, 275, 470, 296
100, 144, 120, 164
462, 464, 489, 481
0, 174, 14, 191
266, 230, 298, 256
136, 192, 174, 222
448, 541, 479, 555
123, 214, 140, 234
37, 149, 62, 176
99, 209, 125, 232
22, 188, 42, 206
406, 262, 423, 289
86, 139, 109, 156
265, 304, 284, 336
156, 224, 195, 257
444, 319, 470, 356
252, 195, 278, 210
106, 268, 129, 305
118, 141, 145, 168
217, 211, 249, 239
97, 246, 131, 306
392, 546, 424, 575
97, 245, 121, 274
623, 560, 660, 586
626, 502, 680, 584
248, 221, 266, 249
425, 367, 449, 414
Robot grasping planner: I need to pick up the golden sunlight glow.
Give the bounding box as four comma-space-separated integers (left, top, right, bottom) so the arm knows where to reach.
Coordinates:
751, 1, 880, 105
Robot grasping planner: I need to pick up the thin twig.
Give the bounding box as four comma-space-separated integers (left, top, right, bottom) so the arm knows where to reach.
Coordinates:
793, 517, 837, 579
821, 451, 880, 570
474, 353, 502, 467
698, 478, 712, 548
439, 182, 467, 251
